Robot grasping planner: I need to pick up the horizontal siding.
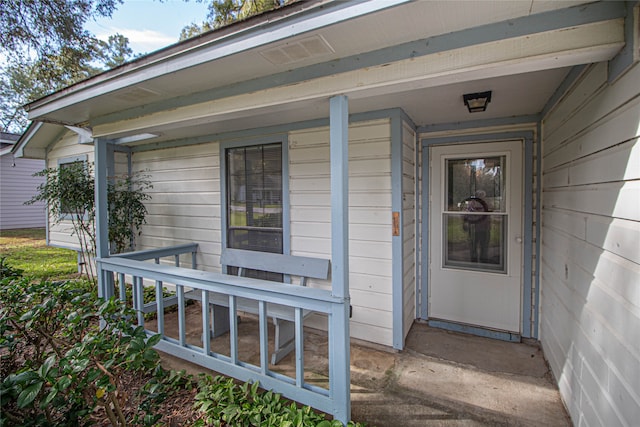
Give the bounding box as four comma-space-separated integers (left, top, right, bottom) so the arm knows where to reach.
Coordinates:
132, 142, 220, 271
402, 121, 416, 340
0, 155, 46, 229
540, 60, 640, 427
45, 134, 94, 247
289, 119, 394, 346
44, 134, 129, 247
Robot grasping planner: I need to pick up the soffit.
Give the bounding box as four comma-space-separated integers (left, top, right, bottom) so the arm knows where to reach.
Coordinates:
26, 0, 595, 126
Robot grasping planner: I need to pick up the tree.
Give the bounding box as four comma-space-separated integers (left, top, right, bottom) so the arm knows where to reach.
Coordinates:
0, 0, 135, 133
180, 0, 283, 41
0, 0, 123, 60
0, 35, 134, 133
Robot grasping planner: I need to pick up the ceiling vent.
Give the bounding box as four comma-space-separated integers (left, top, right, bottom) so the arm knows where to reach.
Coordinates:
115, 86, 161, 102
260, 35, 335, 65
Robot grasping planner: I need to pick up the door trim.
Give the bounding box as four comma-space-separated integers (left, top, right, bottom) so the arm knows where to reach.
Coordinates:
420, 131, 535, 339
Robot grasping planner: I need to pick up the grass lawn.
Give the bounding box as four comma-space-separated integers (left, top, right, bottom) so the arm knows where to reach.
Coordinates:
0, 228, 78, 279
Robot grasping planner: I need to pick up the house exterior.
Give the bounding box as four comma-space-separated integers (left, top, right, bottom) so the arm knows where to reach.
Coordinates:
0, 132, 45, 230
13, 1, 639, 425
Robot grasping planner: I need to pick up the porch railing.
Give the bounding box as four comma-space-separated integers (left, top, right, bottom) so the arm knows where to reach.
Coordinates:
96, 244, 350, 423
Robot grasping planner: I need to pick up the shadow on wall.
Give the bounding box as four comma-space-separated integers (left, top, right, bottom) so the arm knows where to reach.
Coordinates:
540, 71, 640, 425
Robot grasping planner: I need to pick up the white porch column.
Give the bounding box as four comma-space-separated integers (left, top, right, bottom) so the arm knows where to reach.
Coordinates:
329, 95, 351, 423
94, 138, 112, 299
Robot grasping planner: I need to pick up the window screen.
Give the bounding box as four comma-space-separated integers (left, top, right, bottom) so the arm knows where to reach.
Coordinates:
226, 143, 283, 280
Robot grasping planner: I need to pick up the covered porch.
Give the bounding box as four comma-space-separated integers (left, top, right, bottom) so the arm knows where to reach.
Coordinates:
96, 242, 570, 426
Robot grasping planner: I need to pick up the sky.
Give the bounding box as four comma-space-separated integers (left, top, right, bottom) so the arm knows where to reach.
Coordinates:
86, 0, 211, 55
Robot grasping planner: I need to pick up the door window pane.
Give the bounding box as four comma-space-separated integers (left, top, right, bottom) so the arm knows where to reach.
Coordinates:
443, 156, 507, 273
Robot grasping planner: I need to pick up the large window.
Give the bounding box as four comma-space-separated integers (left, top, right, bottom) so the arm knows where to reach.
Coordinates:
226, 143, 283, 279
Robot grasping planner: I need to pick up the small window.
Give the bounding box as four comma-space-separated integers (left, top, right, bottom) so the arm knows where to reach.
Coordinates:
57, 156, 88, 218
226, 143, 283, 281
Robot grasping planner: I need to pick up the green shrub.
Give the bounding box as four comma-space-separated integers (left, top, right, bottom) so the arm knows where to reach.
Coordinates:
193, 375, 365, 427
0, 274, 164, 426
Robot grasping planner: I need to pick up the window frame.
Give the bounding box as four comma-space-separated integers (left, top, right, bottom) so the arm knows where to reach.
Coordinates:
220, 136, 290, 262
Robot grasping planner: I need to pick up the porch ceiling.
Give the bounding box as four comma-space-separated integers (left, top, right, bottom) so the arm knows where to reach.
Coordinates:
23, 0, 624, 144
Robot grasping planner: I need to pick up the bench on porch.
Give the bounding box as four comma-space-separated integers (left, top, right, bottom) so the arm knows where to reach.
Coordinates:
187, 248, 331, 365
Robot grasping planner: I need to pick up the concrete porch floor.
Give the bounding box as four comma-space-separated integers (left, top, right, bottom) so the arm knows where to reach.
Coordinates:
152, 305, 571, 426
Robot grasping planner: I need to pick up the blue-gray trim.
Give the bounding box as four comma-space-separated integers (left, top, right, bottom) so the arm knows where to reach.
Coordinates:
328, 95, 350, 423
89, 1, 625, 128
130, 108, 407, 153
420, 142, 429, 320
390, 115, 404, 350
219, 134, 291, 263
608, 1, 639, 83
540, 65, 588, 119
94, 139, 111, 299
522, 133, 534, 338
329, 95, 350, 300
420, 131, 535, 341
534, 122, 543, 339
414, 130, 421, 320
428, 320, 521, 343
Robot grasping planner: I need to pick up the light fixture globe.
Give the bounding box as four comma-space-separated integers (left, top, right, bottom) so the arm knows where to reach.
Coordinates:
463, 91, 492, 113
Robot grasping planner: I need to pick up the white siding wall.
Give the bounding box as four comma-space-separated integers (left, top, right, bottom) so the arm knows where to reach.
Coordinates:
46, 133, 128, 250
540, 61, 640, 427
46, 132, 95, 249
0, 154, 46, 230
289, 119, 394, 346
402, 121, 416, 339
43, 120, 397, 347
132, 143, 221, 271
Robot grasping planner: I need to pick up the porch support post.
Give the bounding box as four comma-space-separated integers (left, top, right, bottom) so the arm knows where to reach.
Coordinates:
329, 94, 350, 424
95, 138, 112, 299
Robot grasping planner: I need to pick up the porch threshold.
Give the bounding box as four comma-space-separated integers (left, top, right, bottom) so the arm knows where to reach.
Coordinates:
427, 319, 522, 343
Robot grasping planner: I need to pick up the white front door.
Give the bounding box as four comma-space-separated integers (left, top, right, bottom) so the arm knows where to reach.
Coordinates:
429, 140, 523, 333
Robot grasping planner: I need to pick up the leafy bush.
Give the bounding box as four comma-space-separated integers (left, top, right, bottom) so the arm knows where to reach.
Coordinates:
28, 163, 152, 280
193, 375, 365, 427
0, 266, 367, 427
0, 272, 166, 426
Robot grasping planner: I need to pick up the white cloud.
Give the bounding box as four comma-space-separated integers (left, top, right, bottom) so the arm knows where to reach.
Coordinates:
95, 27, 177, 54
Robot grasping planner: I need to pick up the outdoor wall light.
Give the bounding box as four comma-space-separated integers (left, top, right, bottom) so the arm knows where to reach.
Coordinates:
463, 91, 492, 113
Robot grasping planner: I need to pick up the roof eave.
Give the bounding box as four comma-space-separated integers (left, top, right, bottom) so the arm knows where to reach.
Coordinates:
25, 0, 409, 121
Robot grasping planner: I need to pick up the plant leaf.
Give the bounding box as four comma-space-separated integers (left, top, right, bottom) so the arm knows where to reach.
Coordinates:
17, 382, 43, 408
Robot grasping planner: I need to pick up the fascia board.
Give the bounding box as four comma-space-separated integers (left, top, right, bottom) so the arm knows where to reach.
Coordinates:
25, 0, 411, 120
13, 122, 65, 159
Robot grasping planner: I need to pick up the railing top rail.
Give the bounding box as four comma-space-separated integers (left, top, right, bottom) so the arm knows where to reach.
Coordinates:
112, 243, 199, 261
97, 257, 342, 308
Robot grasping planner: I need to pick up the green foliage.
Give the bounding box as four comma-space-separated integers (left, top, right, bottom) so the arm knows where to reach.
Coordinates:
0, 0, 134, 133
0, 0, 123, 58
107, 172, 153, 254
27, 163, 152, 280
0, 272, 168, 426
193, 375, 365, 427
180, 0, 284, 40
